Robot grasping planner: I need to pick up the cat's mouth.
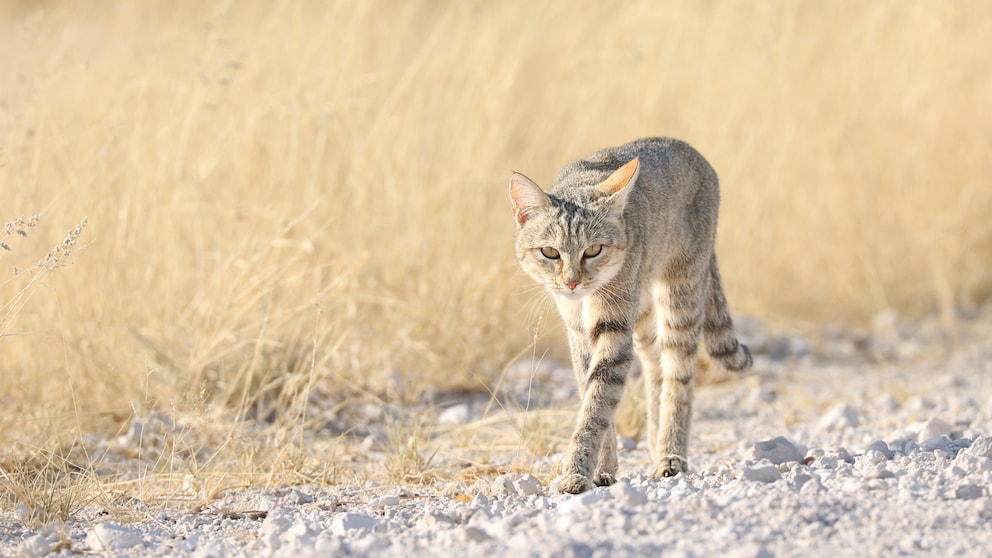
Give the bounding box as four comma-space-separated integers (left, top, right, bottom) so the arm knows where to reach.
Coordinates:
554, 287, 589, 300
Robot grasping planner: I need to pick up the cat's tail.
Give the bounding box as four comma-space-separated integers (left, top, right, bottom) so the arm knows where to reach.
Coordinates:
703, 255, 752, 371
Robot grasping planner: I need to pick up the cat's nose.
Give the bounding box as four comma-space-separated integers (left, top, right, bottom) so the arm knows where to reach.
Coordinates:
565, 280, 579, 290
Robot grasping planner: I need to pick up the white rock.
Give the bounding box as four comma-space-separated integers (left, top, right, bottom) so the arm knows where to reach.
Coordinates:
332, 512, 379, 534
557, 490, 603, 513
18, 534, 52, 558
955, 484, 983, 500
512, 474, 543, 496
920, 435, 953, 453
369, 495, 400, 507
741, 464, 781, 483
262, 510, 293, 536
902, 441, 921, 455
917, 417, 954, 442
491, 474, 518, 496
418, 511, 455, 530
955, 453, 992, 474
181, 533, 199, 552
749, 436, 804, 464
866, 440, 891, 456
461, 526, 493, 542
861, 450, 888, 466
438, 403, 474, 425
471, 493, 490, 507
291, 488, 314, 504
811, 455, 839, 469
965, 435, 992, 458
819, 404, 859, 430
86, 522, 144, 552
609, 479, 647, 507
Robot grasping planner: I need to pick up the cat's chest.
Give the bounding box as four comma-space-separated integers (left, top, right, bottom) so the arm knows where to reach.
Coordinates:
556, 296, 617, 336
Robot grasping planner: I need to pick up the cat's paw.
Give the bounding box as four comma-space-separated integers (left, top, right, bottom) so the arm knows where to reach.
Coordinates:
593, 472, 617, 487
651, 455, 688, 478
558, 474, 594, 494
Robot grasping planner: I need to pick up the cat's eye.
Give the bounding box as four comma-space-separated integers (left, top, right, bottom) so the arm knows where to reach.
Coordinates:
540, 247, 560, 259
583, 245, 603, 258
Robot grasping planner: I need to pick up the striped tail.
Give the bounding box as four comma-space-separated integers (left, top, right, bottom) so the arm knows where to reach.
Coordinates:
703, 255, 752, 371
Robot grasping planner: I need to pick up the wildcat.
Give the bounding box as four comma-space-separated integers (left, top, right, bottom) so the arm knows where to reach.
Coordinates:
509, 137, 752, 494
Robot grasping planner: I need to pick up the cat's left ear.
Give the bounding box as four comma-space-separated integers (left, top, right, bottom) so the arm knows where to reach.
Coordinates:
596, 157, 639, 213
509, 172, 549, 226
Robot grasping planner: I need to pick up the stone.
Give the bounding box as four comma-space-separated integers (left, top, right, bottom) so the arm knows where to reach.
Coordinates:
965, 435, 992, 458
332, 512, 379, 534
557, 490, 603, 514
291, 489, 314, 504
492, 474, 518, 496
954, 484, 983, 500
86, 522, 144, 552
18, 535, 52, 558
741, 463, 781, 483
462, 526, 493, 542
866, 440, 891, 456
749, 436, 804, 464
369, 495, 400, 507
609, 479, 647, 507
418, 511, 455, 530
819, 404, 860, 430
513, 474, 544, 496
917, 417, 954, 442
438, 403, 474, 425
920, 435, 953, 453
262, 510, 293, 536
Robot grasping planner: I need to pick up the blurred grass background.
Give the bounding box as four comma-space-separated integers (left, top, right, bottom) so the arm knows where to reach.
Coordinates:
1, 0, 991, 496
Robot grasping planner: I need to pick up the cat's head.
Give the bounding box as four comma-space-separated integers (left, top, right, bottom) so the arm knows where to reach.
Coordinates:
508, 158, 639, 299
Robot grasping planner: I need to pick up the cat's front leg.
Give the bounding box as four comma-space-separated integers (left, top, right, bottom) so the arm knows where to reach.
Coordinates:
559, 320, 634, 494
593, 421, 618, 487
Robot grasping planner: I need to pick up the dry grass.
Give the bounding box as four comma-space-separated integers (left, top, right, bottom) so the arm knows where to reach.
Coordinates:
1, 1, 991, 519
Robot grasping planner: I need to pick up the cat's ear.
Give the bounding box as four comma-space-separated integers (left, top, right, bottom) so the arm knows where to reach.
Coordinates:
596, 157, 640, 197
509, 172, 549, 226
596, 157, 639, 213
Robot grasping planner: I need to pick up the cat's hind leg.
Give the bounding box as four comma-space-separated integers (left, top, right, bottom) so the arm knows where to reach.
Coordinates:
649, 269, 707, 478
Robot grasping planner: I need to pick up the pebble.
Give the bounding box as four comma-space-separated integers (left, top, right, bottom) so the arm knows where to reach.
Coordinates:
332, 512, 379, 534
86, 522, 144, 552
965, 435, 992, 458
819, 404, 860, 430
370, 495, 401, 507
749, 436, 804, 464
18, 535, 52, 558
954, 484, 984, 500
920, 435, 953, 452
918, 417, 955, 442
557, 490, 603, 514
291, 488, 314, 504
741, 463, 782, 483
438, 403, 475, 425
462, 526, 493, 542
610, 479, 647, 506
512, 474, 544, 496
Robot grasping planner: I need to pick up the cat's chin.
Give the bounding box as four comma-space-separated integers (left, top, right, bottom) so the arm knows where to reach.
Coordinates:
554, 290, 589, 301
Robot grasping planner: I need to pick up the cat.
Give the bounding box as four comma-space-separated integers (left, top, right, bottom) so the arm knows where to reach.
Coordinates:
509, 137, 752, 494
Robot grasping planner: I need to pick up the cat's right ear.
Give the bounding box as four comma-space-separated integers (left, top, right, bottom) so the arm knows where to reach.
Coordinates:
509, 172, 548, 226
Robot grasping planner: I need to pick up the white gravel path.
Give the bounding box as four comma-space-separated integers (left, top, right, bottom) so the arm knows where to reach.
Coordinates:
5, 311, 992, 557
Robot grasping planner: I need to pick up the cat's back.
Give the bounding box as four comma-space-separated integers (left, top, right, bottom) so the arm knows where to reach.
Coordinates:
550, 137, 716, 198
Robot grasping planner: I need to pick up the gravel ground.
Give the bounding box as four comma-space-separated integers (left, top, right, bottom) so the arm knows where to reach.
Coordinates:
4, 309, 992, 557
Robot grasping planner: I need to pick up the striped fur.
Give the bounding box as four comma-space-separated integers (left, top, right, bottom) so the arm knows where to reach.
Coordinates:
510, 137, 752, 494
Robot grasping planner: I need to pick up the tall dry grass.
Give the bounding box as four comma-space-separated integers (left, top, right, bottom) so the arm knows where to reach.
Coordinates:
1, 0, 991, 512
